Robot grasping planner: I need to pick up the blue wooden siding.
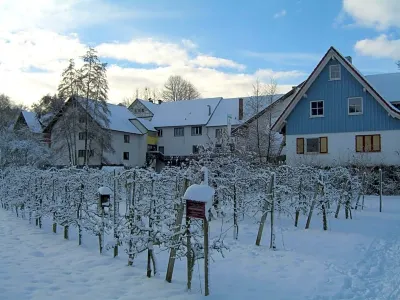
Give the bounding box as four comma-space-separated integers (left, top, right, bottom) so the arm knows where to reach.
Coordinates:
286, 59, 400, 135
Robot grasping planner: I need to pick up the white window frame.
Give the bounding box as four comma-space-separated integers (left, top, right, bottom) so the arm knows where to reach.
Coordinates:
174, 127, 184, 137
305, 138, 320, 154
157, 129, 163, 137
329, 64, 341, 80
348, 97, 363, 115
215, 128, 222, 138
310, 100, 324, 118
191, 126, 202, 136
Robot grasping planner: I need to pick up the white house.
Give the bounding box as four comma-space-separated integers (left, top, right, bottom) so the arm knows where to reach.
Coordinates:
272, 46, 400, 167
44, 96, 150, 167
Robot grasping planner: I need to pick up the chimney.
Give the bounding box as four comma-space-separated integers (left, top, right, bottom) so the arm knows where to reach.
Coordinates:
238, 98, 244, 120
207, 104, 211, 116
148, 98, 153, 103
345, 56, 352, 64
158, 100, 163, 104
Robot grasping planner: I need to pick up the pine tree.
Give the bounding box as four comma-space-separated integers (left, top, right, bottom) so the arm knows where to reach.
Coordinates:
80, 47, 111, 166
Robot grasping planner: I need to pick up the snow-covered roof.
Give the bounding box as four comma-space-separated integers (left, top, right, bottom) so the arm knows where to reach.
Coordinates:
365, 73, 400, 103
75, 97, 142, 135
151, 97, 222, 127
137, 99, 160, 114
22, 111, 42, 133
208, 95, 283, 127
135, 118, 156, 131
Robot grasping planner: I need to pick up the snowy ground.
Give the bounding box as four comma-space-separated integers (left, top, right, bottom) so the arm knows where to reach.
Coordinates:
1, 196, 400, 300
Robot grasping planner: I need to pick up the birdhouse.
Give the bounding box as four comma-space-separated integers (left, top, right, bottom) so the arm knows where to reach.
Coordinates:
98, 186, 112, 208
183, 184, 215, 220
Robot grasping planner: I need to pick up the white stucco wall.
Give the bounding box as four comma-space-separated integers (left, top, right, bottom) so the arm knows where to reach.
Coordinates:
156, 125, 228, 156
286, 130, 400, 166
50, 109, 147, 167
103, 131, 147, 167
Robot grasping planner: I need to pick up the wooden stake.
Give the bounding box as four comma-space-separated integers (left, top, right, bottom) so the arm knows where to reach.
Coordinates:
255, 175, 273, 246
113, 170, 118, 258
269, 173, 276, 249
204, 218, 209, 296
166, 180, 187, 282
379, 168, 383, 213
186, 215, 192, 291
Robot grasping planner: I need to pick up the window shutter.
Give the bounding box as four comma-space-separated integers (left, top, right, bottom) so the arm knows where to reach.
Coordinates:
296, 138, 304, 154
365, 135, 372, 152
319, 137, 328, 153
372, 135, 381, 152
356, 136, 363, 152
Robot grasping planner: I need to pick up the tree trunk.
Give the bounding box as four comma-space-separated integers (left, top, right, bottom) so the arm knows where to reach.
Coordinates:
305, 183, 319, 230
322, 202, 328, 231
294, 210, 300, 227
270, 173, 276, 249
233, 184, 239, 240
335, 198, 341, 219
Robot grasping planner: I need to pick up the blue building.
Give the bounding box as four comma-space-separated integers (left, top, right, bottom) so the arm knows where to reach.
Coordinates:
272, 47, 400, 166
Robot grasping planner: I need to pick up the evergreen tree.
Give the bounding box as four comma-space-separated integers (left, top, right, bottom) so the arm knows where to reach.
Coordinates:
80, 47, 112, 166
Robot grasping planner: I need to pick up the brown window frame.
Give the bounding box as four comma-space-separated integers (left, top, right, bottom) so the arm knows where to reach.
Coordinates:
355, 134, 381, 152
297, 137, 328, 154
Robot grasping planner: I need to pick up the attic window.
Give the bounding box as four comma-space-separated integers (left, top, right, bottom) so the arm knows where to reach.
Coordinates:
124, 134, 130, 143
348, 97, 363, 115
310, 101, 324, 117
329, 64, 341, 80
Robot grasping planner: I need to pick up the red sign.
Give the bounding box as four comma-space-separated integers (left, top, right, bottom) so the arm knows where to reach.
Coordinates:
186, 200, 206, 219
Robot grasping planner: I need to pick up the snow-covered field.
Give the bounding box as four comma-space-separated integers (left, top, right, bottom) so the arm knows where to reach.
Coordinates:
1, 196, 400, 300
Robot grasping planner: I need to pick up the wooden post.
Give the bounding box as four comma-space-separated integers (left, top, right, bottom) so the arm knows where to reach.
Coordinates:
379, 168, 382, 213
255, 175, 273, 246
113, 170, 118, 258
52, 179, 57, 234
204, 218, 209, 296
233, 184, 238, 240
186, 215, 192, 291
166, 178, 188, 283
128, 171, 136, 266
147, 178, 155, 277
305, 180, 318, 230
269, 173, 276, 250
99, 206, 104, 254
361, 172, 366, 210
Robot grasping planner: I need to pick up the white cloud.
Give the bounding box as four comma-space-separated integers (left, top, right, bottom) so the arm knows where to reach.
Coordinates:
190, 55, 246, 70
254, 69, 307, 80
354, 34, 400, 60
0, 1, 304, 107
342, 0, 400, 30
96, 38, 191, 66
274, 10, 287, 19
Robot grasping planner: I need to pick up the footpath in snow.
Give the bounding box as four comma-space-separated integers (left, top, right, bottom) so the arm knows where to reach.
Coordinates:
0, 196, 400, 300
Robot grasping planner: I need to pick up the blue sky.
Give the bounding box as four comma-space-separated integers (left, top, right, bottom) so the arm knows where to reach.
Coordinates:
1, 0, 400, 105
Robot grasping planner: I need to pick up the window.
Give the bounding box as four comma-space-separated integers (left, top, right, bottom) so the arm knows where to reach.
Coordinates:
348, 97, 363, 115
158, 146, 164, 154
356, 135, 381, 152
191, 126, 202, 136
78, 150, 94, 157
296, 137, 328, 154
329, 64, 341, 80
310, 101, 324, 117
79, 116, 85, 123
215, 143, 222, 148
157, 129, 163, 137
192, 145, 200, 154
78, 132, 86, 140
306, 138, 319, 153
123, 152, 130, 160
124, 134, 130, 143
174, 127, 184, 137
215, 128, 222, 138
147, 144, 157, 151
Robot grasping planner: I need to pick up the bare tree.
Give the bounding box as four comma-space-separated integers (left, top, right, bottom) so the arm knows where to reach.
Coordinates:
162, 75, 201, 101
0, 94, 21, 129
235, 78, 279, 163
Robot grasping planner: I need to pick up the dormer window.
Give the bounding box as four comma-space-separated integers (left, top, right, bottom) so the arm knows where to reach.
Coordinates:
329, 64, 341, 80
